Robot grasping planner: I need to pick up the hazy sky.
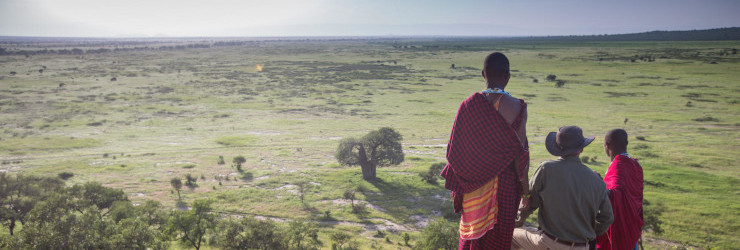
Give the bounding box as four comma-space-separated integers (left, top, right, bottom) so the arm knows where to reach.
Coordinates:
1, 0, 738, 37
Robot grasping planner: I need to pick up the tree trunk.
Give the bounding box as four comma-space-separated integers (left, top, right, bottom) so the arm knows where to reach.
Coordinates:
9, 219, 14, 235
360, 163, 375, 180
358, 144, 376, 180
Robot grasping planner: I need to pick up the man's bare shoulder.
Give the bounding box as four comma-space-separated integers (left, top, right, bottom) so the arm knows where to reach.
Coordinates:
501, 94, 524, 113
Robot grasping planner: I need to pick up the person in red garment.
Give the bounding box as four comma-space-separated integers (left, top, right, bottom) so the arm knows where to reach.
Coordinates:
597, 129, 644, 250
441, 52, 529, 249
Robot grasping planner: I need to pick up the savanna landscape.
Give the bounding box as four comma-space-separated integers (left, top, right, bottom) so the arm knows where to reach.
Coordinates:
0, 30, 738, 249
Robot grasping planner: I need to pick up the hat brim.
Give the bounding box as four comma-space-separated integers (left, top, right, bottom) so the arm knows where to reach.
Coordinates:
545, 132, 595, 157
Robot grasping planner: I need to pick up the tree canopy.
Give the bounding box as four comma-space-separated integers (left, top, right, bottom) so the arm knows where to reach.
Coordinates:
335, 127, 404, 180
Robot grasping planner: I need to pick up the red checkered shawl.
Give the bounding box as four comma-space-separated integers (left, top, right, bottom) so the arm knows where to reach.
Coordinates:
441, 93, 529, 195
597, 155, 644, 250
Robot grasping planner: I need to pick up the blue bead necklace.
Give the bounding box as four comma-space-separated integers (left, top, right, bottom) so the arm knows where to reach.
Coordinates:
481, 88, 511, 96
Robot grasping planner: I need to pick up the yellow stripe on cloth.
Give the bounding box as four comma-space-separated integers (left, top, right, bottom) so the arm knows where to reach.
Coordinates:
459, 177, 499, 240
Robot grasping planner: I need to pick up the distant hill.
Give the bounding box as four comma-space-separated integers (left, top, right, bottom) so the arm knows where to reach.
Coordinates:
519, 27, 740, 41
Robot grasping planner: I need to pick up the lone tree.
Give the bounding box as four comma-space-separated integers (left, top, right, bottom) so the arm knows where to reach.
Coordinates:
170, 177, 183, 200
295, 180, 311, 204
335, 127, 404, 180
233, 156, 246, 172
343, 189, 356, 211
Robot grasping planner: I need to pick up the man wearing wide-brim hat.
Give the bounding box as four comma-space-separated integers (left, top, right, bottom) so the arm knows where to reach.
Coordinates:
512, 126, 614, 250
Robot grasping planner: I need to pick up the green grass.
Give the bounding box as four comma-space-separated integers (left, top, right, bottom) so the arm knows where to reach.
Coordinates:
0, 136, 100, 152
0, 38, 738, 249
214, 135, 258, 146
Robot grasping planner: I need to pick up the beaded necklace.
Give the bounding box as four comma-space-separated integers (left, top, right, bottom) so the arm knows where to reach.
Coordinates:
481, 88, 511, 96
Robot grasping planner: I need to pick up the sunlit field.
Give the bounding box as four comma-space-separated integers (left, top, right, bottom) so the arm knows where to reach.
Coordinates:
0, 37, 738, 249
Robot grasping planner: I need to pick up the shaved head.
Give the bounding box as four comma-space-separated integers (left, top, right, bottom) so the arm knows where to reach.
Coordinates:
482, 52, 510, 89
483, 52, 510, 77
605, 129, 628, 153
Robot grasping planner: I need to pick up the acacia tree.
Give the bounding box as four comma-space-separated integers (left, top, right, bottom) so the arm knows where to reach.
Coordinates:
335, 127, 404, 180
167, 199, 216, 250
295, 180, 311, 204
232, 156, 246, 172
0, 174, 64, 235
170, 178, 183, 200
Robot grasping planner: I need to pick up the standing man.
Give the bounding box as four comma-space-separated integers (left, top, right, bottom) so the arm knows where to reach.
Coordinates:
597, 129, 644, 250
513, 126, 613, 250
441, 52, 530, 249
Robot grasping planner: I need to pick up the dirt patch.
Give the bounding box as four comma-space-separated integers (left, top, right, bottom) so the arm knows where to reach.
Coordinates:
276, 184, 298, 194
155, 161, 196, 167
254, 215, 288, 223
321, 218, 409, 233
246, 131, 282, 136
410, 211, 442, 228
323, 199, 387, 212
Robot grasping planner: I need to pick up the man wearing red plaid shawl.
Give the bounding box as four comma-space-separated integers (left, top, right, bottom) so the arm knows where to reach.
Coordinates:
441, 52, 529, 249
597, 129, 644, 250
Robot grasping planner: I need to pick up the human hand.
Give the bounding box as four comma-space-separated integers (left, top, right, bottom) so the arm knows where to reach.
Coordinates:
520, 197, 529, 209
515, 215, 526, 228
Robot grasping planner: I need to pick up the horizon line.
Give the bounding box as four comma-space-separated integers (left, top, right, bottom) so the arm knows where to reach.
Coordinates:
0, 27, 737, 40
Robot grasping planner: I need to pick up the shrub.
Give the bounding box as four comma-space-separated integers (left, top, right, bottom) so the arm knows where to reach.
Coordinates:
546, 74, 557, 81
693, 116, 719, 122
184, 174, 198, 189
344, 190, 356, 211
581, 156, 590, 163
643, 199, 664, 234
58, 172, 74, 180
413, 218, 458, 250
555, 80, 566, 88
331, 232, 358, 250
420, 162, 446, 184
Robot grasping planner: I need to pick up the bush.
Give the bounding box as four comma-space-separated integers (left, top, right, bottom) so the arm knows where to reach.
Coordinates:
693, 116, 719, 122
555, 80, 566, 88
185, 174, 198, 189
581, 156, 590, 163
58, 172, 75, 180
420, 162, 446, 184
413, 218, 458, 250
643, 199, 665, 234
331, 232, 358, 250
214, 217, 288, 250
546, 74, 557, 81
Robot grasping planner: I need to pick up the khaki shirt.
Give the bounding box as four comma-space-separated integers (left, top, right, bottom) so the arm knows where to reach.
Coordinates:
519, 156, 614, 243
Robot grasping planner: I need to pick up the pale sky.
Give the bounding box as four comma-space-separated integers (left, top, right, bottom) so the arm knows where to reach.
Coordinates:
1, 0, 738, 37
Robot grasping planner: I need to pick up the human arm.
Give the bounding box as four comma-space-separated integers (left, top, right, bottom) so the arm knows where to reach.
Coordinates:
515, 162, 543, 227
594, 190, 614, 236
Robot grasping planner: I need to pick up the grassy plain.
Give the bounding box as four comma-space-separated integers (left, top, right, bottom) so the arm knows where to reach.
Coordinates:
0, 38, 738, 249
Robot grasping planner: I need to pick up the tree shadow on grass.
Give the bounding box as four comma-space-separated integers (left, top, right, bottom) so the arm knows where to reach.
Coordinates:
364, 174, 448, 224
